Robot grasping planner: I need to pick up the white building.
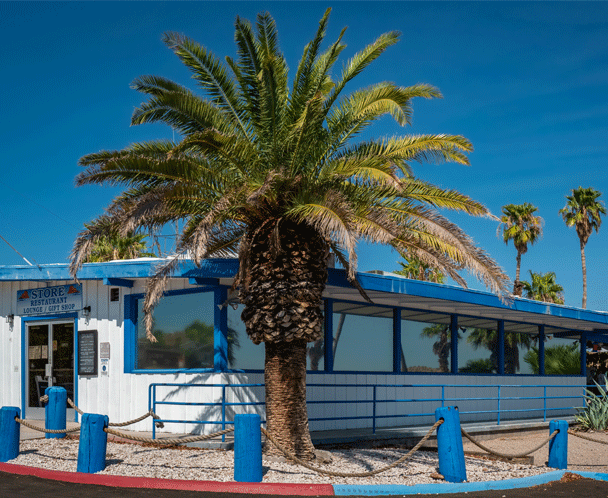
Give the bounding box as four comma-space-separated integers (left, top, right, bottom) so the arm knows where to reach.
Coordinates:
1, 258, 607, 436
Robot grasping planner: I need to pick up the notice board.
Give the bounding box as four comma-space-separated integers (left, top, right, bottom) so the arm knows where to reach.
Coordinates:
78, 330, 98, 376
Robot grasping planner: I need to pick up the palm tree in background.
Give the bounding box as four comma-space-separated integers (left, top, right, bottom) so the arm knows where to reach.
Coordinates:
524, 343, 580, 375
85, 230, 157, 262
498, 203, 543, 296
396, 253, 446, 283
69, 9, 510, 460
559, 187, 606, 309
521, 270, 564, 305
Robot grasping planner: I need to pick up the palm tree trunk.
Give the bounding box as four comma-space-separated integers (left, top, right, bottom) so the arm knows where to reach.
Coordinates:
513, 252, 523, 296
265, 339, 316, 459
580, 239, 587, 309
240, 219, 329, 461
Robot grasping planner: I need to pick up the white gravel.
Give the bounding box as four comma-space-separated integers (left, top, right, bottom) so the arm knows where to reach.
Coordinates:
10, 438, 552, 486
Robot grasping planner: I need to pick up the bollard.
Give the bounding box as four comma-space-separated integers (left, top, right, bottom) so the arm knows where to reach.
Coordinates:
435, 406, 467, 483
234, 413, 262, 482
77, 413, 109, 473
45, 386, 67, 439
0, 406, 21, 462
548, 420, 568, 470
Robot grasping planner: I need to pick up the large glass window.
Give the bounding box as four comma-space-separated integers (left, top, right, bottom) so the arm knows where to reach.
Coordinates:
136, 291, 215, 370
504, 321, 537, 375
535, 335, 581, 375
228, 303, 264, 370
458, 321, 498, 374
332, 303, 392, 372
401, 313, 452, 373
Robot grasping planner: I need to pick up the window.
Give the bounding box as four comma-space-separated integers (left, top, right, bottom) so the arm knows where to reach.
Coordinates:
228, 303, 265, 370
135, 291, 215, 370
332, 303, 392, 372
458, 319, 498, 374
401, 312, 452, 373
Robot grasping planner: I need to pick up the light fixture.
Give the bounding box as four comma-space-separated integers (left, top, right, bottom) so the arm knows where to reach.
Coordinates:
6, 314, 14, 326
82, 306, 91, 318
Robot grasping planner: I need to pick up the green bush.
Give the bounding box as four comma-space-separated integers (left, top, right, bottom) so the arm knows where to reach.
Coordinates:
575, 379, 608, 431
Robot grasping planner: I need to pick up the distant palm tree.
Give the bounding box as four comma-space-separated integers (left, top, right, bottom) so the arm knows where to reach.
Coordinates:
498, 203, 543, 296
396, 254, 446, 283
521, 270, 564, 304
70, 9, 510, 460
559, 187, 606, 309
420, 323, 462, 372
86, 231, 156, 262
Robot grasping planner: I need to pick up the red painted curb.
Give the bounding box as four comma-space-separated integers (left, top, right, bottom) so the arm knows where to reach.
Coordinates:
0, 462, 335, 495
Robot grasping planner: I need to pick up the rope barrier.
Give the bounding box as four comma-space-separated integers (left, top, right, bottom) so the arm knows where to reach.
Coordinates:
103, 426, 234, 445
39, 395, 49, 405
568, 430, 608, 445
15, 417, 81, 434
66, 398, 164, 428
260, 419, 444, 478
461, 428, 559, 459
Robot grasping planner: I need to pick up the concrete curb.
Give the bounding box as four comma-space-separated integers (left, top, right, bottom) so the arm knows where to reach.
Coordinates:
1, 462, 607, 496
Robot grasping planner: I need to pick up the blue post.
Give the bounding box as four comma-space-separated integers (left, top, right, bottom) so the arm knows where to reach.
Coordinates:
548, 420, 568, 470
0, 406, 20, 462
234, 413, 262, 482
77, 413, 109, 473
435, 406, 467, 483
45, 386, 67, 439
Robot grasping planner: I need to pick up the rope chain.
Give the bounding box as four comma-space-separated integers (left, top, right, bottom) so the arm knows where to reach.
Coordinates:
15, 417, 81, 434
568, 430, 608, 445
260, 419, 444, 478
66, 398, 164, 428
39, 395, 49, 405
66, 397, 84, 415
461, 428, 559, 459
103, 426, 234, 445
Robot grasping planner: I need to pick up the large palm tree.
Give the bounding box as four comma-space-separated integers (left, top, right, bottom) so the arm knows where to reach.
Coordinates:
559, 187, 606, 309
521, 270, 564, 305
69, 9, 509, 460
466, 328, 533, 374
498, 203, 543, 296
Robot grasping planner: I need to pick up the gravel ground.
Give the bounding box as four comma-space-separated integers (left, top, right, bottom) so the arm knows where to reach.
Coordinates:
9, 437, 547, 485
8, 429, 608, 485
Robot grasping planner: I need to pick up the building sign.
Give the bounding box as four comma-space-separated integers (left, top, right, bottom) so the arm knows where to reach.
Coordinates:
16, 284, 82, 315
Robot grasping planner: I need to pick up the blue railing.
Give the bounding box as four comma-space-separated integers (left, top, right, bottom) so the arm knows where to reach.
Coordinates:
148, 382, 587, 440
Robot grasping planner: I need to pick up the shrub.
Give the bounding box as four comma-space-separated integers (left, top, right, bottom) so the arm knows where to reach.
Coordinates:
575, 379, 608, 431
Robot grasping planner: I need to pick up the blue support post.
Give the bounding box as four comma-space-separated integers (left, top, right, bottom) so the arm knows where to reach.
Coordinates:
450, 315, 458, 374
0, 406, 20, 462
539, 325, 545, 376
548, 420, 568, 470
45, 386, 67, 439
497, 320, 505, 375
435, 406, 467, 483
77, 413, 109, 473
234, 413, 262, 483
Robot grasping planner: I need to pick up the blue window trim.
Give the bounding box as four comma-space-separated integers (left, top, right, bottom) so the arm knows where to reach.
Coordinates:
124, 285, 229, 374
21, 313, 79, 420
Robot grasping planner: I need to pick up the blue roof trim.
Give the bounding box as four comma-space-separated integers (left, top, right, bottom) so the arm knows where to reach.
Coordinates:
327, 268, 608, 326
1, 259, 607, 327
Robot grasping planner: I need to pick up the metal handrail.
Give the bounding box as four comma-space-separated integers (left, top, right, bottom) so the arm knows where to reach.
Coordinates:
147, 382, 588, 439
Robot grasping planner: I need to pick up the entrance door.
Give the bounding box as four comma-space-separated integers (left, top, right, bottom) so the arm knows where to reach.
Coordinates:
26, 321, 75, 419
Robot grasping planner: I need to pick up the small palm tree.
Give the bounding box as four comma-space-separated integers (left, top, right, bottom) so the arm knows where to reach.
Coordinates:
521, 270, 564, 304
396, 254, 446, 283
466, 328, 533, 374
559, 187, 606, 309
70, 9, 510, 459
498, 203, 543, 296
85, 231, 156, 262
524, 343, 580, 375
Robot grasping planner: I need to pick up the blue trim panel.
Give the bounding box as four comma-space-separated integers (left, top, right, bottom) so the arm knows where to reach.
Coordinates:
103, 277, 133, 288
324, 299, 334, 372
214, 287, 228, 371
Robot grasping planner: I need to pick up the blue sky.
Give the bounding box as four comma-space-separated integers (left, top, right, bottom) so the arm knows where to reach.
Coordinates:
1, 2, 608, 311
